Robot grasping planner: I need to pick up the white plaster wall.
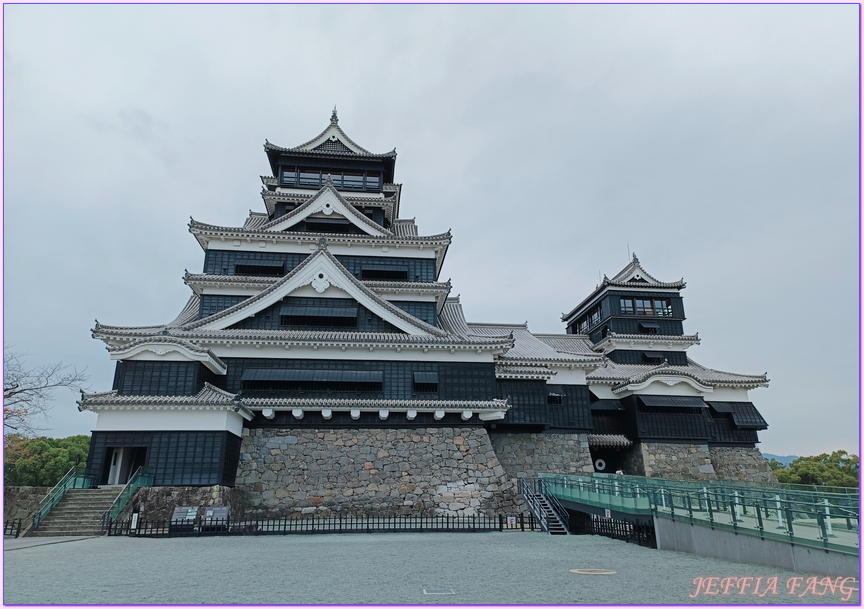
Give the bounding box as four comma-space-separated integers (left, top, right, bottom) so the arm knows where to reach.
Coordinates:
94, 409, 244, 436
547, 368, 587, 385
707, 387, 752, 401
617, 380, 707, 398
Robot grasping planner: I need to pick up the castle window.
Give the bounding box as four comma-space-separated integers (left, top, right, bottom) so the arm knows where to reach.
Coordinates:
620, 298, 672, 317
547, 393, 564, 405
413, 372, 439, 394
279, 305, 358, 328
642, 351, 665, 364
280, 166, 298, 186
343, 171, 364, 190
639, 322, 659, 335
241, 369, 383, 394
576, 304, 602, 333
298, 168, 321, 188
361, 266, 409, 281
235, 260, 284, 276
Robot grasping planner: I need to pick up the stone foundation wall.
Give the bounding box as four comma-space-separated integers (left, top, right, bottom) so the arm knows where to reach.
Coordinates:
709, 446, 778, 483
122, 485, 246, 521
4, 487, 51, 521
235, 427, 519, 518
488, 432, 595, 479
625, 443, 778, 483
638, 442, 717, 480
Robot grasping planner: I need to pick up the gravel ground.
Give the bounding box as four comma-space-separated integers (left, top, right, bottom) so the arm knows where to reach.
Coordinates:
3, 532, 859, 605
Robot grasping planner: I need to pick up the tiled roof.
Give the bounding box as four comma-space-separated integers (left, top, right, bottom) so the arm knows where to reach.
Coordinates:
586, 358, 769, 390
495, 363, 555, 380
95, 327, 512, 349
264, 110, 396, 159
185, 272, 450, 294
242, 397, 510, 411
587, 434, 632, 448
437, 297, 473, 338
468, 324, 604, 366
78, 384, 254, 419
167, 294, 200, 328
105, 335, 225, 367
243, 212, 270, 230
392, 218, 418, 237
533, 334, 603, 356
188, 219, 451, 248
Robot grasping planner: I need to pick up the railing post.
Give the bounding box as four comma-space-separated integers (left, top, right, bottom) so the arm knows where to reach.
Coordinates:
823, 499, 833, 537
686, 495, 693, 525
755, 499, 763, 537
520, 513, 524, 532
774, 494, 784, 529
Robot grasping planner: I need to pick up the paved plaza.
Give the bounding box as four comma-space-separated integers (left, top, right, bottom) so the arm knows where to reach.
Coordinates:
3, 532, 859, 605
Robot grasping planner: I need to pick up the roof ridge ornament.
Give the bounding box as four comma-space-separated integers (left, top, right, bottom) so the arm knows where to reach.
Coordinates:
331, 106, 338, 125
632, 252, 640, 265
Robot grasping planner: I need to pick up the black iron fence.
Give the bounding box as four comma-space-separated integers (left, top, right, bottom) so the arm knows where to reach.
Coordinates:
4, 519, 22, 538
107, 513, 541, 538
569, 511, 656, 548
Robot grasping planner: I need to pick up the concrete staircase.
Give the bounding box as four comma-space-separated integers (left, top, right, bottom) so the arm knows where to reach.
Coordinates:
31, 487, 123, 537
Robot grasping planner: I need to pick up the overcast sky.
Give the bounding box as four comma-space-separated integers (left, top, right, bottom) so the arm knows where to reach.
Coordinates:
3, 5, 859, 457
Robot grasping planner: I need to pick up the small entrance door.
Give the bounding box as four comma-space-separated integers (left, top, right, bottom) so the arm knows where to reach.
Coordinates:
105, 447, 148, 485
107, 448, 125, 485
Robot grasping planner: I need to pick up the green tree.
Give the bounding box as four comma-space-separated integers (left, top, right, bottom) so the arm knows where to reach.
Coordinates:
4, 435, 90, 486
772, 451, 859, 487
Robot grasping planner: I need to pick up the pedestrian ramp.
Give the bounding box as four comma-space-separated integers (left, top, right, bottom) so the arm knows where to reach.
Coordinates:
534, 473, 859, 576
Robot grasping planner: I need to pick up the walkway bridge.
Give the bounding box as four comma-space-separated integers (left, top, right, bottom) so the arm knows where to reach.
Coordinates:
526, 473, 859, 576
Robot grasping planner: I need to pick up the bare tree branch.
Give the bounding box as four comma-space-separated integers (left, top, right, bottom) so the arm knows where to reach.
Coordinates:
3, 343, 90, 438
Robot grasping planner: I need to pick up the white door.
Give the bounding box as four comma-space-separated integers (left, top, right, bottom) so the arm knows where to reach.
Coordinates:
107, 448, 125, 485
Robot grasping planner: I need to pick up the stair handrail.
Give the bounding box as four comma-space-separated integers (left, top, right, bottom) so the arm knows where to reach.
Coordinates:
538, 478, 571, 533
100, 467, 154, 534
31, 466, 90, 532
519, 477, 553, 532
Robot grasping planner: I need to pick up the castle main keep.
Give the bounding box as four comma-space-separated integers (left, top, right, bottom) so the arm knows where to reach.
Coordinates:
79, 111, 776, 517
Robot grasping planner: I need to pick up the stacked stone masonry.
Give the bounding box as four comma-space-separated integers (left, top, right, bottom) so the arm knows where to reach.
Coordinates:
235, 427, 520, 518
4, 487, 51, 522
488, 433, 595, 479
124, 485, 246, 521
625, 442, 777, 483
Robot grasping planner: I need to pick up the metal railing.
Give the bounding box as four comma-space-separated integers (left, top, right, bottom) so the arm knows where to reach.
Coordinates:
107, 514, 510, 537
4, 519, 22, 538
100, 467, 154, 534
519, 478, 569, 533
539, 473, 859, 555
31, 466, 91, 533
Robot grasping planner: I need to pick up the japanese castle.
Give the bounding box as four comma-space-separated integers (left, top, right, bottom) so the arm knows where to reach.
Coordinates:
79, 110, 772, 491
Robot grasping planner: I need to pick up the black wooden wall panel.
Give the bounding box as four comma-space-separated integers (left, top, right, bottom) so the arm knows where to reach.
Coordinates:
389, 301, 437, 326
199, 295, 249, 319
202, 252, 437, 283
85, 431, 239, 487
607, 350, 688, 366
222, 358, 495, 401
113, 361, 209, 396
545, 384, 593, 430
227, 297, 405, 333
496, 380, 548, 425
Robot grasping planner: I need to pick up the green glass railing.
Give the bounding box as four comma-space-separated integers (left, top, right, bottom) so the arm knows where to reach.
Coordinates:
539, 473, 859, 555
101, 467, 154, 533
32, 466, 91, 531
